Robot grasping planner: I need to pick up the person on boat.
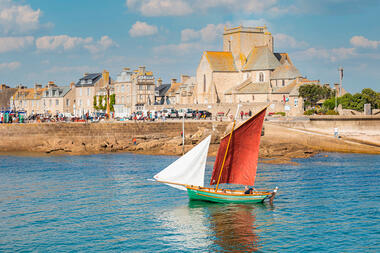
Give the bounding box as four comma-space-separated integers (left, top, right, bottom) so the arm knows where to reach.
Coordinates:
244, 186, 254, 194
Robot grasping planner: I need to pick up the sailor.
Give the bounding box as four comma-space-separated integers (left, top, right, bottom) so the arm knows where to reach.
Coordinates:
244, 186, 254, 194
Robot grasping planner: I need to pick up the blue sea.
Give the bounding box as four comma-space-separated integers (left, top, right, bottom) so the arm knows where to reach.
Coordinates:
0, 152, 379, 252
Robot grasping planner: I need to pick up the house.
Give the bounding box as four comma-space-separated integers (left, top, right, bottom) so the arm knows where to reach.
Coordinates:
41, 81, 74, 115
10, 84, 47, 115
0, 84, 17, 110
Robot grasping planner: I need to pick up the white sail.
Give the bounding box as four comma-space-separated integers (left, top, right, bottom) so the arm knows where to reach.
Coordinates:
154, 135, 211, 191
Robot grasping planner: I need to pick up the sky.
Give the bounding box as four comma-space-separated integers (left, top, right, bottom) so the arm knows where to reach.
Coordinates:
0, 0, 379, 93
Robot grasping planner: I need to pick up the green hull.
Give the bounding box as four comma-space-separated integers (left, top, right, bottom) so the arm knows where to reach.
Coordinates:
187, 188, 270, 203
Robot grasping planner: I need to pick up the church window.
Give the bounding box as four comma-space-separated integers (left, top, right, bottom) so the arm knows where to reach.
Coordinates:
282, 80, 285, 86
259, 72, 264, 82
203, 74, 206, 92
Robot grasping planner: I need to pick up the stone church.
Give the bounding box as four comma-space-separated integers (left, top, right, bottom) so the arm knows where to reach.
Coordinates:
195, 25, 303, 104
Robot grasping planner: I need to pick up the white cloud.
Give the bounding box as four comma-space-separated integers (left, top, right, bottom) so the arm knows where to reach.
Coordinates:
0, 36, 34, 53
274, 33, 308, 49
350, 36, 380, 49
0, 0, 42, 34
0, 61, 20, 70
84, 36, 118, 53
129, 21, 158, 37
127, 0, 279, 16
126, 0, 192, 16
295, 47, 356, 62
36, 35, 116, 53
181, 24, 225, 42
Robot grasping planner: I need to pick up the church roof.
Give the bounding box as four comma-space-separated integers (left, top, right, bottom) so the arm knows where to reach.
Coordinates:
205, 51, 237, 72
224, 79, 271, 95
271, 62, 301, 80
242, 46, 281, 71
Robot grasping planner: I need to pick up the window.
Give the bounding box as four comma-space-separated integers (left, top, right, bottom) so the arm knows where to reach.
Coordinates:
87, 99, 90, 107
49, 99, 52, 106
56, 99, 59, 106
87, 88, 90, 96
259, 72, 264, 82
121, 96, 124, 104
147, 85, 150, 90
282, 80, 285, 86
79, 88, 82, 96
121, 85, 125, 92
203, 74, 206, 92
66, 99, 70, 106
139, 85, 143, 90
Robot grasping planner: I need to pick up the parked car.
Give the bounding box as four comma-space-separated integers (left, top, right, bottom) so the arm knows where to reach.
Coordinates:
169, 109, 178, 118
178, 108, 193, 118
198, 110, 212, 119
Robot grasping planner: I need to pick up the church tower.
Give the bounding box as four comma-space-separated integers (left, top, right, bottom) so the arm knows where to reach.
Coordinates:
223, 25, 274, 60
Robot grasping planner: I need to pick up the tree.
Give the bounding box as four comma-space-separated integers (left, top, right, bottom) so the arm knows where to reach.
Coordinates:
299, 84, 333, 108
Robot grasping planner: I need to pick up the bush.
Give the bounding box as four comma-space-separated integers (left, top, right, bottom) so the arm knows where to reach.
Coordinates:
326, 110, 339, 115
304, 109, 316, 115
275, 112, 286, 116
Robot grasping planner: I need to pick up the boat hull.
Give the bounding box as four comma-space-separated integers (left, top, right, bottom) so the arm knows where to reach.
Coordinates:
186, 187, 271, 203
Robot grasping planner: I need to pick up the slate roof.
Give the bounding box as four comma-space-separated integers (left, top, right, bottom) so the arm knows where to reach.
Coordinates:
75, 73, 102, 87
43, 86, 71, 98
274, 53, 293, 65
242, 46, 281, 71
155, 84, 171, 97
271, 62, 301, 80
224, 80, 271, 95
204, 51, 237, 72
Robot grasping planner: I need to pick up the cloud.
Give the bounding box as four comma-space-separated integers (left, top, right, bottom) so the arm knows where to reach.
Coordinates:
181, 24, 225, 42
127, 0, 278, 16
84, 36, 118, 53
0, 36, 34, 53
295, 47, 356, 62
129, 21, 158, 37
0, 0, 42, 34
274, 33, 308, 49
36, 35, 116, 53
126, 0, 192, 16
0, 61, 20, 70
350, 36, 380, 49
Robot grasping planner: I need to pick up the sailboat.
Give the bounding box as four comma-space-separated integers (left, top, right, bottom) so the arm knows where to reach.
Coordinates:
154, 106, 278, 203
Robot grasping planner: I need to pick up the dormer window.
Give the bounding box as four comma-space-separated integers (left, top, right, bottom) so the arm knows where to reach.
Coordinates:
81, 80, 86, 84
87, 79, 92, 84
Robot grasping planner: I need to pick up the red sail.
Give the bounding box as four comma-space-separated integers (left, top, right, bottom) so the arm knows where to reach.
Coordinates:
210, 108, 266, 186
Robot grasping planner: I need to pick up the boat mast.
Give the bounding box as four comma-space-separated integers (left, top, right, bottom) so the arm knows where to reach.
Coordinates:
182, 112, 185, 155
215, 104, 241, 192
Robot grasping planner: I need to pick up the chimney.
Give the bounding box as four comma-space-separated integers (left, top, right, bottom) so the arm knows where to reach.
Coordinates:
34, 83, 42, 90
138, 66, 146, 74
102, 70, 110, 85
171, 78, 177, 85
123, 67, 130, 71
70, 82, 75, 89
157, 78, 163, 87
48, 81, 56, 88
84, 72, 89, 77
0, 84, 7, 90
180, 75, 190, 83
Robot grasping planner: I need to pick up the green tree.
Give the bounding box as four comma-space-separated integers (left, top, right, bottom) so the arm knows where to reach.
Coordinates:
299, 84, 333, 108
110, 94, 115, 112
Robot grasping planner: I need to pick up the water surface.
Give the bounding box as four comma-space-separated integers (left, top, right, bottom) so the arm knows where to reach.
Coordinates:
0, 153, 379, 252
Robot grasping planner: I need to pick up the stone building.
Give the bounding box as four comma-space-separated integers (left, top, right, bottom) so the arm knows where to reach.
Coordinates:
113, 66, 155, 115
10, 84, 47, 115
0, 84, 17, 110
41, 81, 74, 115
195, 25, 303, 105
74, 70, 111, 116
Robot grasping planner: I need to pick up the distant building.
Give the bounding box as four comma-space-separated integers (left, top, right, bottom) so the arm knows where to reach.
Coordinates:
0, 84, 17, 110
195, 25, 303, 104
74, 70, 111, 116
10, 84, 47, 115
154, 79, 170, 105
114, 66, 155, 114
41, 81, 74, 115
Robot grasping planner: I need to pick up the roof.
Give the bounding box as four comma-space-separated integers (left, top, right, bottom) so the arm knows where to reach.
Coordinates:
225, 80, 271, 95
155, 84, 171, 97
43, 86, 71, 98
204, 51, 237, 72
14, 87, 47, 100
271, 62, 301, 80
75, 73, 102, 87
242, 46, 281, 71
167, 82, 182, 95
273, 78, 321, 95
274, 53, 293, 65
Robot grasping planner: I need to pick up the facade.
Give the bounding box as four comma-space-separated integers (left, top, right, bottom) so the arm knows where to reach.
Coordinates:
10, 84, 47, 115
41, 82, 74, 115
74, 70, 111, 116
195, 25, 304, 105
114, 66, 155, 114
0, 84, 17, 110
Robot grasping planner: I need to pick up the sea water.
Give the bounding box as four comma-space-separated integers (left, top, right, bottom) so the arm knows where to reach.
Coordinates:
0, 153, 379, 252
